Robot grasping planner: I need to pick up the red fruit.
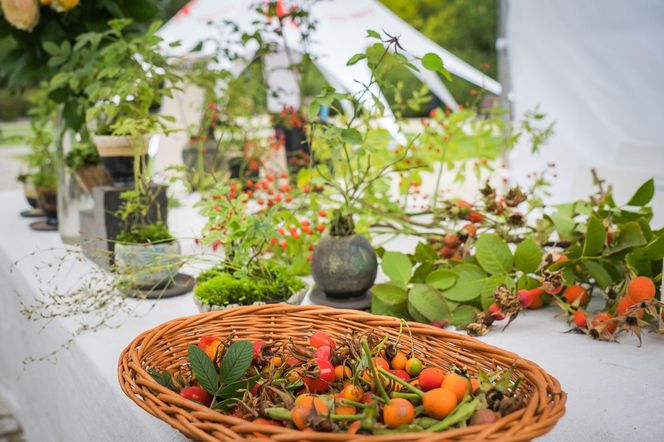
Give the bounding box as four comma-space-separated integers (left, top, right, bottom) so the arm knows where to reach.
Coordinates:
592, 312, 617, 334
488, 303, 505, 320
526, 288, 545, 309
180, 386, 212, 407
389, 369, 410, 382
627, 276, 656, 302
462, 223, 477, 237
455, 199, 472, 210
303, 359, 335, 393
440, 246, 456, 258
313, 345, 331, 361
573, 310, 587, 328
518, 289, 533, 308
310, 331, 335, 349
197, 336, 223, 361
617, 295, 644, 318
444, 233, 460, 248
469, 211, 484, 223
431, 320, 448, 328
316, 223, 325, 233
319, 210, 327, 217
563, 285, 589, 306
419, 367, 445, 391
253, 341, 266, 361
372, 357, 390, 371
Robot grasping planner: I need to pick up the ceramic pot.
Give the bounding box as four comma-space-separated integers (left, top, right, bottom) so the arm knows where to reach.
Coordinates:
114, 240, 181, 289
275, 125, 311, 177
93, 135, 150, 186
23, 182, 38, 208
311, 233, 378, 297
35, 187, 58, 225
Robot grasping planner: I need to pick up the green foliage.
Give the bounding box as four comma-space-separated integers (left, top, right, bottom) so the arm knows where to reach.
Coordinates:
115, 223, 174, 244
64, 140, 100, 172
194, 263, 304, 306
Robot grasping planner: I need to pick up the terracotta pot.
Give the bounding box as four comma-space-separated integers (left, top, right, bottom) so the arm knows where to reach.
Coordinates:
114, 240, 181, 289
35, 187, 58, 225
93, 135, 150, 186
311, 233, 378, 297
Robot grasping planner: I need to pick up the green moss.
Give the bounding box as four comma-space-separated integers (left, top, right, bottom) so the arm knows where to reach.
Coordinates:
194, 263, 305, 306
116, 223, 174, 244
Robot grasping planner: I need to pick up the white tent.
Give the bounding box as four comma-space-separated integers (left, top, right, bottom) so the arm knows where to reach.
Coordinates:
505, 0, 664, 225
158, 0, 501, 116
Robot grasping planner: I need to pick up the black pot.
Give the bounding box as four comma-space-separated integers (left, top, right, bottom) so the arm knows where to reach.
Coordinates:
228, 157, 260, 181
101, 155, 148, 187
23, 183, 38, 208
311, 233, 378, 298
181, 137, 224, 172
275, 125, 311, 177
36, 187, 58, 225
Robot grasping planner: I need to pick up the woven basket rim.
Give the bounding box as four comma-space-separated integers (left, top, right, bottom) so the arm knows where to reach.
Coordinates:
118, 304, 566, 442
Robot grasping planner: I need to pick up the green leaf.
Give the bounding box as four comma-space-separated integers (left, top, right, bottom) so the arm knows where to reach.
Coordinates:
421, 53, 451, 80
413, 242, 438, 263
412, 262, 434, 284
582, 215, 606, 257
631, 232, 664, 261
43, 41, 60, 56
346, 53, 366, 66
626, 178, 654, 206
449, 305, 478, 327
441, 264, 486, 302
408, 284, 450, 323
605, 222, 646, 255
475, 234, 513, 274
514, 237, 542, 273
341, 128, 363, 145
517, 274, 541, 291
547, 203, 577, 240
188, 345, 219, 395
219, 340, 253, 386
381, 251, 413, 285
366, 29, 381, 39
583, 261, 613, 288
148, 368, 173, 390
215, 374, 261, 403
426, 269, 457, 290
371, 283, 409, 318
480, 275, 514, 310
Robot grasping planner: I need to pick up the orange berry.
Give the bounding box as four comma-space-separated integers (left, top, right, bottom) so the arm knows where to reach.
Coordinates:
383, 398, 415, 428
422, 388, 457, 419
334, 365, 352, 381
419, 367, 445, 391
563, 285, 589, 306
390, 351, 408, 370
573, 310, 587, 328
591, 312, 617, 334
627, 276, 656, 302
470, 378, 480, 394
372, 357, 390, 371
341, 384, 363, 402
441, 373, 470, 402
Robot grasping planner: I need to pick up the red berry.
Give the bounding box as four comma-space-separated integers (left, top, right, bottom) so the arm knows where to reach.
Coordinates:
253, 340, 266, 361
518, 289, 533, 308
310, 331, 335, 349
180, 386, 212, 407
313, 345, 331, 361
573, 310, 587, 328
316, 224, 325, 233
488, 303, 505, 320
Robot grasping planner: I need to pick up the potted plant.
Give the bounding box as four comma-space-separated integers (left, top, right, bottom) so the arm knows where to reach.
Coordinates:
64, 139, 111, 193
31, 158, 59, 229
194, 183, 307, 311
113, 189, 182, 290
17, 173, 42, 217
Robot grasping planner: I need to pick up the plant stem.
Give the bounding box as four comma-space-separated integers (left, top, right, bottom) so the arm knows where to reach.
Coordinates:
361, 339, 390, 403
377, 367, 424, 398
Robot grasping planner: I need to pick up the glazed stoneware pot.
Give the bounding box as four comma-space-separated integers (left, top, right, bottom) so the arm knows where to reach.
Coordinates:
93, 135, 150, 186
35, 187, 58, 225
114, 240, 181, 289
311, 233, 378, 297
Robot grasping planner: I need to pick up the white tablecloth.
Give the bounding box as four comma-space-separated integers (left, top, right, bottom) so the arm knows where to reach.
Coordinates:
0, 189, 662, 441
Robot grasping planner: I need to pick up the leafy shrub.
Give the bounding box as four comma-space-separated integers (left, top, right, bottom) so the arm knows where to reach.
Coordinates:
64, 141, 100, 171
116, 223, 174, 244
194, 264, 305, 306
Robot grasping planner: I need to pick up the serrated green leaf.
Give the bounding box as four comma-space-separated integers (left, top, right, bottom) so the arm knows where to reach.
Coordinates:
219, 340, 253, 386
441, 264, 486, 302
188, 345, 219, 395
582, 215, 606, 257
605, 222, 646, 255
475, 234, 513, 274
514, 237, 542, 273
630, 232, 664, 261
583, 260, 613, 288
371, 283, 409, 318
426, 269, 457, 290
626, 178, 654, 206
148, 368, 173, 390
346, 53, 366, 66
408, 284, 450, 323
381, 251, 413, 285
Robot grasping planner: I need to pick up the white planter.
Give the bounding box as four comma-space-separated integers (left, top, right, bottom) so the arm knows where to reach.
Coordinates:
114, 240, 181, 289
92, 135, 150, 157
193, 283, 309, 312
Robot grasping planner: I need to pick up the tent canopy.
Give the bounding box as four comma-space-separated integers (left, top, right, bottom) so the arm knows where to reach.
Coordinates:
158, 0, 502, 116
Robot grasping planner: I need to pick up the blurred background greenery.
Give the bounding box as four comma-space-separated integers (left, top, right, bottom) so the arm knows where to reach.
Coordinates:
0, 0, 497, 121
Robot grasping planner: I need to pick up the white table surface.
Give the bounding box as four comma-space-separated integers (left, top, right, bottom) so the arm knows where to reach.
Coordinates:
0, 189, 662, 441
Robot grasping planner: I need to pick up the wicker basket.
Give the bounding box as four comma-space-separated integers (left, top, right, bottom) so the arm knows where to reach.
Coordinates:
118, 305, 566, 441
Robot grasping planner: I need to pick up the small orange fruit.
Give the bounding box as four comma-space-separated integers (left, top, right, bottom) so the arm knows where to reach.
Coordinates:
334, 365, 352, 381
423, 388, 457, 419
441, 373, 470, 402
591, 312, 617, 334
291, 396, 328, 430
390, 351, 408, 370
382, 398, 415, 428
341, 384, 363, 402
419, 367, 445, 391
563, 285, 589, 306
627, 276, 656, 302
